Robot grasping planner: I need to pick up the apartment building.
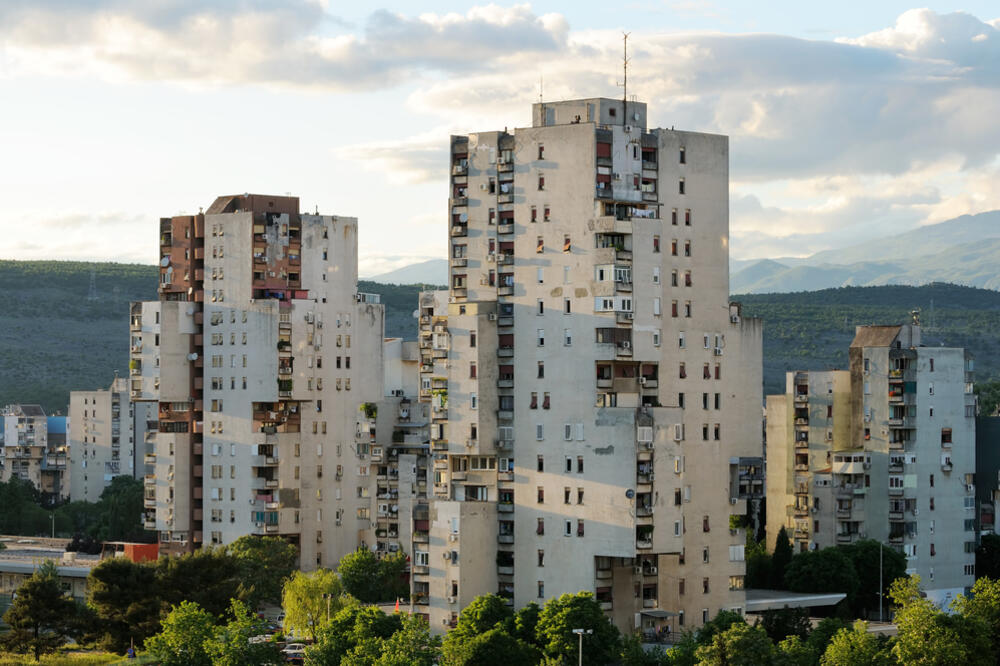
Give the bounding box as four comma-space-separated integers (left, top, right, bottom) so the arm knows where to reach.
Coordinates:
766, 324, 976, 606
132, 194, 385, 562
0, 404, 69, 504
426, 98, 763, 633
68, 377, 154, 502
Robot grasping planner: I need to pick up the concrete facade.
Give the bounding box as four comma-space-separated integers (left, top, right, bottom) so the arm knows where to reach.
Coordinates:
132, 194, 387, 563
425, 98, 764, 633
766, 324, 976, 606
68, 377, 146, 502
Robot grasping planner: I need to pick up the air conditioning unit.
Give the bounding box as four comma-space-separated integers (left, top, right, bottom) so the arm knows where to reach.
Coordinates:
488, 313, 497, 321
442, 551, 452, 560
644, 441, 654, 450
480, 183, 489, 191
487, 254, 495, 263
255, 521, 264, 528
317, 320, 323, 328
624, 125, 633, 133
811, 507, 818, 513
442, 618, 450, 626
447, 596, 456, 604
859, 532, 867, 539
638, 377, 647, 386
647, 566, 658, 575
449, 534, 459, 542
730, 498, 738, 505
730, 314, 740, 324
714, 347, 723, 356
304, 313, 314, 323
622, 341, 631, 349
913, 509, 920, 516
863, 462, 871, 470
967, 484, 975, 493
633, 566, 642, 575
648, 473, 655, 481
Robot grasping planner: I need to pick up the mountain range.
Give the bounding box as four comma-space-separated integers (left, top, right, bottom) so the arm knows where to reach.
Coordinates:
731, 210, 1000, 293
366, 211, 1000, 293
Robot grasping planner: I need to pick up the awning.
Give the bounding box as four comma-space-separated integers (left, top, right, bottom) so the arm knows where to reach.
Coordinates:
745, 589, 846, 612
640, 609, 676, 618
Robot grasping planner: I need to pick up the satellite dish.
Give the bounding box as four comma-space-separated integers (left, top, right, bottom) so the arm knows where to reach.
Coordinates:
160, 256, 170, 267
459, 213, 468, 223
187, 353, 198, 361
625, 489, 635, 499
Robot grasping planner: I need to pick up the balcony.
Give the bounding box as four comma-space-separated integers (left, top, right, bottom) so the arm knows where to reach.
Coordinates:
498, 346, 514, 358
451, 257, 468, 268
498, 503, 514, 513
836, 508, 851, 518
497, 378, 514, 389
498, 193, 514, 204
498, 285, 514, 296
497, 222, 514, 234
498, 534, 514, 544
452, 197, 468, 206
889, 511, 904, 521
498, 161, 514, 173
636, 539, 653, 550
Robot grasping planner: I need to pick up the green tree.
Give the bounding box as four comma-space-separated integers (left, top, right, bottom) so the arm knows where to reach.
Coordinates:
338, 547, 385, 602
889, 575, 991, 666
205, 599, 282, 666
771, 526, 793, 589
373, 613, 441, 666
805, 617, 848, 658
975, 534, 1000, 580
282, 568, 351, 642
513, 601, 541, 647
86, 557, 162, 653
773, 635, 818, 666
94, 476, 147, 541
306, 605, 402, 666
227, 535, 298, 608
974, 379, 1000, 416
758, 607, 812, 643
695, 622, 775, 666
840, 540, 907, 618
443, 627, 539, 666
1, 560, 81, 660
535, 592, 621, 666
380, 550, 410, 602
820, 621, 893, 666
746, 536, 773, 589
952, 577, 1000, 660
696, 609, 746, 646
156, 547, 243, 617
144, 600, 215, 666
784, 548, 858, 603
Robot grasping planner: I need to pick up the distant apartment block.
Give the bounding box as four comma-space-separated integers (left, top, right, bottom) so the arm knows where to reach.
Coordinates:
68, 377, 155, 502
421, 97, 764, 633
0, 404, 68, 504
766, 324, 976, 607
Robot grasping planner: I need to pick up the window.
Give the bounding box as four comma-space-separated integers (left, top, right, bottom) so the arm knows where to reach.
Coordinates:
941, 428, 952, 445
538, 550, 545, 566
577, 456, 584, 473
679, 179, 685, 194
537, 299, 544, 315
537, 456, 544, 472
672, 300, 679, 317
679, 363, 686, 379
564, 298, 571, 314
578, 488, 585, 504
671, 209, 678, 225
538, 361, 545, 378
537, 487, 544, 503
470, 362, 477, 378
577, 520, 585, 537
653, 236, 660, 252
671, 239, 678, 256
685, 209, 691, 226
538, 175, 545, 190
684, 240, 691, 256
564, 329, 572, 346
564, 520, 572, 536
679, 147, 686, 164
538, 581, 545, 598
703, 547, 710, 563
653, 297, 661, 316
537, 267, 544, 283
537, 518, 544, 535
563, 235, 571, 253
653, 329, 661, 346
537, 236, 544, 253
536, 424, 544, 440
537, 329, 545, 346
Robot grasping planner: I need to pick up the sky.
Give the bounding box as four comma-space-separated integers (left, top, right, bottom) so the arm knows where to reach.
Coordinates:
1, 1, 999, 277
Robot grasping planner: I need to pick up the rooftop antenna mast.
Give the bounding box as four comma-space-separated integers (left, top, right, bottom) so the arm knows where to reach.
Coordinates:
616, 32, 631, 125
538, 74, 543, 103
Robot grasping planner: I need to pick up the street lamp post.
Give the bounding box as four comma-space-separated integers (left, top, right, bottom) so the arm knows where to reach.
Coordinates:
572, 628, 593, 666
50, 514, 55, 539
323, 593, 333, 622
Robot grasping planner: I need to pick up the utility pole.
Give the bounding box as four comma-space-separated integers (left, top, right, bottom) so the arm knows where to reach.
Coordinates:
878, 542, 883, 623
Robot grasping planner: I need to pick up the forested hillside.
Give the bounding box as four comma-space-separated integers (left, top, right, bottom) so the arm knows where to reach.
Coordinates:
0, 261, 436, 412
736, 283, 1000, 394
1, 261, 998, 412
